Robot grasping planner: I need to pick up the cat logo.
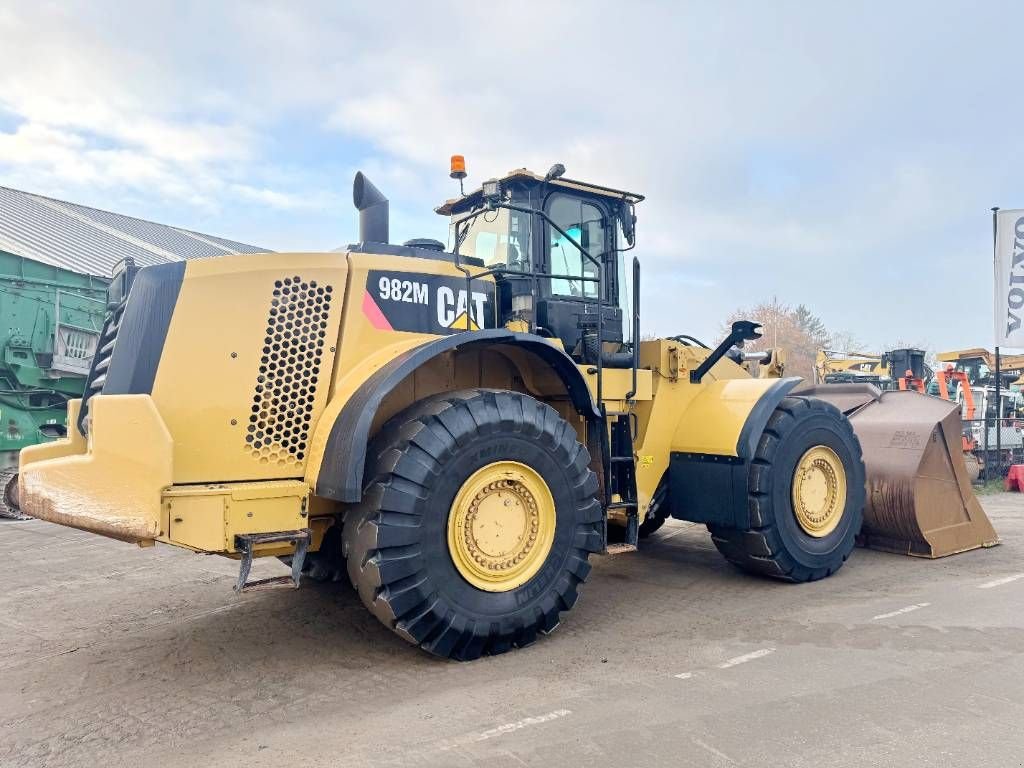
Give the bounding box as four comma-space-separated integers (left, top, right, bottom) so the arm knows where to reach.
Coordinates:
436, 285, 488, 330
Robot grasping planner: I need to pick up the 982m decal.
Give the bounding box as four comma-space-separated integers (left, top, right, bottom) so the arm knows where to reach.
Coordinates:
364, 270, 496, 335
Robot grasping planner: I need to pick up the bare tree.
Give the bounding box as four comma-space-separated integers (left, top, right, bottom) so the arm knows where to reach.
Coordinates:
723, 298, 829, 380
827, 329, 866, 354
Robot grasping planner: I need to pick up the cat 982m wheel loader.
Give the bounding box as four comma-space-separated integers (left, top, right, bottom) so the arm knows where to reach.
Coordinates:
18, 161, 996, 660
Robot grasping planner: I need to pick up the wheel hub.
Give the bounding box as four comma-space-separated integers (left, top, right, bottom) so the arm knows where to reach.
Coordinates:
791, 445, 846, 537
448, 461, 556, 592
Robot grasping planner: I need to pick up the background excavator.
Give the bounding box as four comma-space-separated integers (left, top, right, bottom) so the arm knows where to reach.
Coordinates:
936, 348, 1024, 389
813, 349, 887, 385
814, 348, 931, 391
936, 349, 1024, 478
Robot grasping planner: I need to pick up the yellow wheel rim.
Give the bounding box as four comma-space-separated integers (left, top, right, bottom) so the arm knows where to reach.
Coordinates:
791, 445, 847, 538
447, 461, 556, 592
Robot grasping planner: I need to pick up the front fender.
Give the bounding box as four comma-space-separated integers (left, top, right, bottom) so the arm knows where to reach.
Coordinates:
307, 329, 599, 503
672, 377, 801, 459
667, 376, 801, 528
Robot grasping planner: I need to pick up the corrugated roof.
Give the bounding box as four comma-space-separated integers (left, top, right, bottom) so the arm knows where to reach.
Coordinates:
0, 185, 270, 277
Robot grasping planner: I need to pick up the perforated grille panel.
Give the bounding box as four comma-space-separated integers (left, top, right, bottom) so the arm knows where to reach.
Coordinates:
246, 276, 333, 465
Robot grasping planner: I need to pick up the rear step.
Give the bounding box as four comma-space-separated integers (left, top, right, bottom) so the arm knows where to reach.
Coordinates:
234, 529, 311, 593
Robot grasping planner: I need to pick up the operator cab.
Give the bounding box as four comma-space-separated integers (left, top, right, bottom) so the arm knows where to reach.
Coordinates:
436, 166, 644, 364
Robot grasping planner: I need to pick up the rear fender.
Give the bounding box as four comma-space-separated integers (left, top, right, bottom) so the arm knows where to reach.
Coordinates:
306, 329, 599, 502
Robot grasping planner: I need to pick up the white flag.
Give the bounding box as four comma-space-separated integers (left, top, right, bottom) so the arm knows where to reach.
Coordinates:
995, 208, 1024, 348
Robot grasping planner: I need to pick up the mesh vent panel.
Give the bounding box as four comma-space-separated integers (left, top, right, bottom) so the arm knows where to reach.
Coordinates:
246, 275, 333, 465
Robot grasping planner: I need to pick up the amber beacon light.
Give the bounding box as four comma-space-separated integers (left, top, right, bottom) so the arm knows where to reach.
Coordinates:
450, 154, 467, 179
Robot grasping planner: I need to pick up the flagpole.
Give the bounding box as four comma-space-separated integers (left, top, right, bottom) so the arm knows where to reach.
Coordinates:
993, 207, 1001, 472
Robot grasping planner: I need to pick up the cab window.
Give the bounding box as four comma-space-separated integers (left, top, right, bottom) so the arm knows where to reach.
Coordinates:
451, 208, 532, 272
548, 195, 604, 298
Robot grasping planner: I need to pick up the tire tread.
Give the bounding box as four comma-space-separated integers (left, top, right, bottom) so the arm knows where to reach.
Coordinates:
709, 396, 865, 583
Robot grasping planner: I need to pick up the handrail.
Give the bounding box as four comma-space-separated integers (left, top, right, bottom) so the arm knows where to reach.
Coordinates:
624, 256, 640, 402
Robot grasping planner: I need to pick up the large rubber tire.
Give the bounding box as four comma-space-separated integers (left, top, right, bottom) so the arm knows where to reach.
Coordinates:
708, 396, 865, 583
343, 389, 602, 660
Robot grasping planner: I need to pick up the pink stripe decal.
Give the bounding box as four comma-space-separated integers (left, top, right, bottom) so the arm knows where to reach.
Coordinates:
362, 290, 393, 331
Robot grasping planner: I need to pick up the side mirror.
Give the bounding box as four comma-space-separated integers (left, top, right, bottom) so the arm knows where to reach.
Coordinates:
619, 201, 636, 246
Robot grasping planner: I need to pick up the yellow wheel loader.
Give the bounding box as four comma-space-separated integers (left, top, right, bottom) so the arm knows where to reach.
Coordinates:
18, 163, 996, 660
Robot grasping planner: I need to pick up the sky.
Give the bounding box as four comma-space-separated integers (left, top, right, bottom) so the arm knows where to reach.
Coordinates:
0, 1, 1021, 352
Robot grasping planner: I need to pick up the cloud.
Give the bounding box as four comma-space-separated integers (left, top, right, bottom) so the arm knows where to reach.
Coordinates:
0, 1, 1021, 350
0, 2, 272, 210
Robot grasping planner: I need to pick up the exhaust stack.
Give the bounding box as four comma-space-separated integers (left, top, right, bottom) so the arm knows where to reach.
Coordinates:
353, 172, 389, 244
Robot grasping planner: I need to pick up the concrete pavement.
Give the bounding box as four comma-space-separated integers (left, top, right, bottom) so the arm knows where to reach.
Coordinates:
1, 494, 1022, 767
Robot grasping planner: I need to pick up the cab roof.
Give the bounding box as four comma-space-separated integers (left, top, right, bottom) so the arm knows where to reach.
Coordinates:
435, 167, 645, 216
